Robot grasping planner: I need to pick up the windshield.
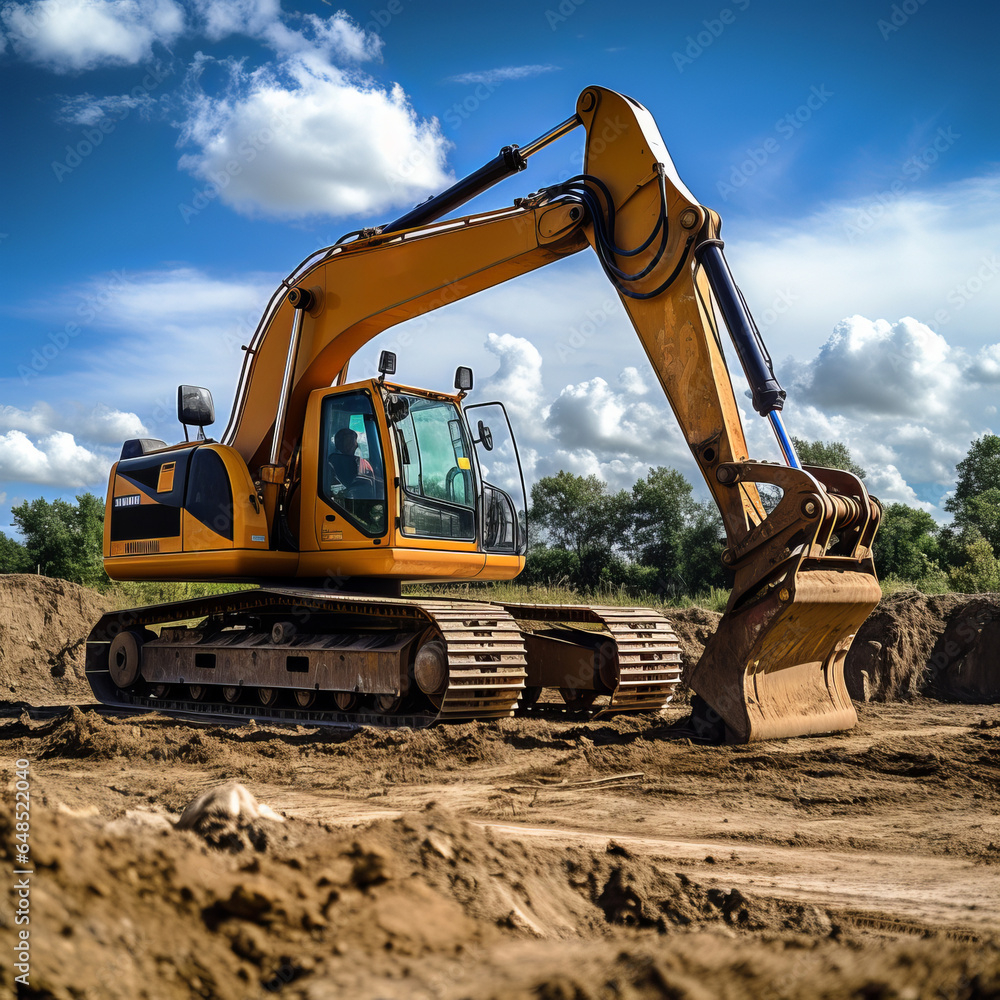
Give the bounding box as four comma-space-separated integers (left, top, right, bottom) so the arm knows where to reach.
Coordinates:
387, 393, 475, 540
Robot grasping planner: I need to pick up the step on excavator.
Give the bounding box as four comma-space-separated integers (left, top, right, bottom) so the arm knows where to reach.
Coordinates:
86, 86, 882, 742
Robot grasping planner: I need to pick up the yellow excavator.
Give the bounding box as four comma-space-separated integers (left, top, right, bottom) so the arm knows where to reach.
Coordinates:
85, 86, 882, 742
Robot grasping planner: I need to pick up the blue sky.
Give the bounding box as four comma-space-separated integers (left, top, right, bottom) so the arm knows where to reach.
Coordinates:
1, 0, 999, 535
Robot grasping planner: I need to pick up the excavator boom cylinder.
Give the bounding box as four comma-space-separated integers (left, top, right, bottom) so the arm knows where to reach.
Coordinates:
696, 241, 787, 418
382, 115, 581, 235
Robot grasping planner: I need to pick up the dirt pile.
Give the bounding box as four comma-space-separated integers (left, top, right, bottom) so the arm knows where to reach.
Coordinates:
846, 591, 1000, 703
0, 574, 114, 705
662, 605, 721, 688
925, 597, 1000, 702
3, 786, 997, 1000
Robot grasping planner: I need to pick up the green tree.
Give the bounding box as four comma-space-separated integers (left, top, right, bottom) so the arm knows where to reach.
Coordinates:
946, 435, 1000, 509
521, 546, 580, 585
792, 437, 867, 479
945, 436, 1000, 553
676, 504, 729, 594
0, 532, 30, 573
873, 503, 941, 582
528, 472, 625, 555
948, 532, 1000, 593
628, 466, 697, 567
10, 493, 108, 586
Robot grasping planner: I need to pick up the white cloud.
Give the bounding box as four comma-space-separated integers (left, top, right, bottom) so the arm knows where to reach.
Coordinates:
967, 343, 1000, 384
0, 429, 109, 488
726, 173, 1000, 364
480, 333, 544, 432
0, 402, 147, 490
806, 315, 962, 418
175, 48, 451, 219
301, 11, 382, 62
447, 65, 559, 87
0, 401, 146, 442
57, 91, 156, 126
1, 0, 184, 72
618, 366, 651, 395
191, 0, 280, 42
77, 403, 148, 442
478, 332, 694, 490
864, 464, 935, 513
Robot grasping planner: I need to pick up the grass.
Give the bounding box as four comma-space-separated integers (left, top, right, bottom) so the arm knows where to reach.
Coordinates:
407, 580, 732, 613
98, 580, 251, 610
94, 573, 922, 615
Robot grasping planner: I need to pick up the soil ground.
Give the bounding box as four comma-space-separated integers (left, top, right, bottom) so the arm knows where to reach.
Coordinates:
1, 576, 999, 999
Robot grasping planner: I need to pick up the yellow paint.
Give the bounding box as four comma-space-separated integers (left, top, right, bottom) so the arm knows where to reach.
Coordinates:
156, 462, 176, 493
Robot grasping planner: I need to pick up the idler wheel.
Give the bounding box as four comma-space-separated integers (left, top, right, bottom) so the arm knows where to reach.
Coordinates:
108, 630, 145, 690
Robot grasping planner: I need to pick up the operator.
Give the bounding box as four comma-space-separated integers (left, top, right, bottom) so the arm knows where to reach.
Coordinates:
333, 427, 374, 475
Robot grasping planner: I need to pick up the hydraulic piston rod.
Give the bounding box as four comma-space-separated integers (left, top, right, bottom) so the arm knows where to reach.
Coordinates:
381, 115, 582, 235
696, 239, 801, 469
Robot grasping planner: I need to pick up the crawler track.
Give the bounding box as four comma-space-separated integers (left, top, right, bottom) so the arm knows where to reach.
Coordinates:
86, 589, 683, 728
503, 602, 683, 716
86, 588, 528, 728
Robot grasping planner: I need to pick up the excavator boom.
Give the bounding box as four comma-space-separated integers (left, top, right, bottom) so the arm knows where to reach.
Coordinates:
89, 85, 881, 742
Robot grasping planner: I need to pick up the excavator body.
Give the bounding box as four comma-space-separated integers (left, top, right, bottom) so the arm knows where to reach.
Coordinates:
86, 86, 881, 741
106, 378, 526, 585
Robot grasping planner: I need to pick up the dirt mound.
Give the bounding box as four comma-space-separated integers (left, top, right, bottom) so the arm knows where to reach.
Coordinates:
3, 791, 996, 1000
0, 573, 114, 705
924, 597, 1000, 702
663, 606, 721, 684
846, 591, 1000, 703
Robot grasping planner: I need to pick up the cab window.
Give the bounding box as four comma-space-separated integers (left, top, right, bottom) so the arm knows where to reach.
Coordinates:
319, 391, 386, 536
388, 394, 475, 540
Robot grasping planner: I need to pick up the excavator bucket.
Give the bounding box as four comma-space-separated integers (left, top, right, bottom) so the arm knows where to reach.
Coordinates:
685, 461, 883, 743
689, 566, 881, 743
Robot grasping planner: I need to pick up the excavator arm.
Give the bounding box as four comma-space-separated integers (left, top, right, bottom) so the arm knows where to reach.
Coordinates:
154, 86, 884, 742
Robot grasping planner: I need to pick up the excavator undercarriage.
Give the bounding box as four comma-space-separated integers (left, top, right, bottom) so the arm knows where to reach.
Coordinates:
87, 591, 683, 727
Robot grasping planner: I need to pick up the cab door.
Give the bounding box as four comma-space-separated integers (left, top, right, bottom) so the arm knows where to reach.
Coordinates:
463, 401, 527, 555
311, 385, 390, 547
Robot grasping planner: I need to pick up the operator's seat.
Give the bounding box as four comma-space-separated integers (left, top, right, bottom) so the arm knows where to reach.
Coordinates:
329, 453, 360, 485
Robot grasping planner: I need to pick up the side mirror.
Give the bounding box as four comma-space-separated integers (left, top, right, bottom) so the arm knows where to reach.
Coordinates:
476, 419, 493, 451
385, 393, 410, 424
454, 366, 473, 392
378, 351, 397, 377
178, 385, 215, 441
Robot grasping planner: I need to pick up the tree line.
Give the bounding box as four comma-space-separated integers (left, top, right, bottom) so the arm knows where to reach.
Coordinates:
524, 435, 1000, 598
1, 434, 998, 597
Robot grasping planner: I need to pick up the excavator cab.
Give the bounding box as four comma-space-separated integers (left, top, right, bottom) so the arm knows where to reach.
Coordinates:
293, 357, 528, 585
104, 360, 527, 589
